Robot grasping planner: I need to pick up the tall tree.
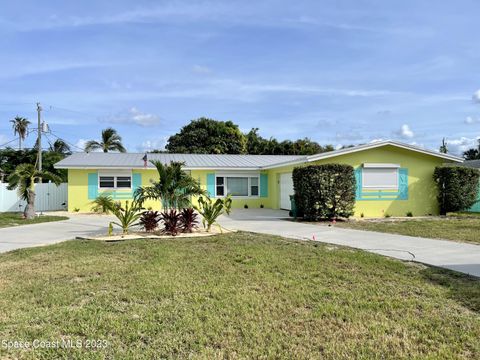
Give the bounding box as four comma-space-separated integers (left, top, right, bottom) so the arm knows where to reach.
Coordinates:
49, 139, 71, 155
85, 128, 126, 153
10, 116, 30, 150
463, 139, 480, 160
7, 163, 62, 219
439, 138, 448, 154
166, 118, 247, 154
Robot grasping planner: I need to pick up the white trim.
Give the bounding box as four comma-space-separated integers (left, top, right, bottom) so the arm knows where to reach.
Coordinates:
214, 174, 260, 198
98, 170, 132, 190
362, 167, 398, 190
363, 163, 400, 168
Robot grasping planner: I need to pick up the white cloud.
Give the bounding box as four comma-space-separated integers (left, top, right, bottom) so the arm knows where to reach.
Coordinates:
395, 124, 414, 139
447, 136, 480, 155
75, 139, 87, 151
136, 138, 168, 152
104, 107, 161, 127
465, 116, 480, 124
192, 65, 212, 74
472, 89, 480, 104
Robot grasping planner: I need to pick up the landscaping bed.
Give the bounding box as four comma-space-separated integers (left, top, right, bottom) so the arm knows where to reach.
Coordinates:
335, 215, 480, 245
0, 232, 478, 359
0, 212, 68, 228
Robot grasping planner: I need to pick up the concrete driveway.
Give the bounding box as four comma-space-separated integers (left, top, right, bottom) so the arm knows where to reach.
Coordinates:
0, 213, 114, 253
218, 209, 480, 277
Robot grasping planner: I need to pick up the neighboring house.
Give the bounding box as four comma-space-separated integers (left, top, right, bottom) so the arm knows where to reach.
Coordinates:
54, 140, 463, 217
461, 160, 480, 213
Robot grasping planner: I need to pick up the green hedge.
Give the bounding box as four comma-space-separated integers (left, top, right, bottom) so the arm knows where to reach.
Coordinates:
293, 164, 356, 221
433, 166, 480, 215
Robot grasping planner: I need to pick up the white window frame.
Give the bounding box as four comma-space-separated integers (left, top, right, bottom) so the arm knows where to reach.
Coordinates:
98, 170, 132, 190
215, 173, 260, 198
362, 164, 399, 190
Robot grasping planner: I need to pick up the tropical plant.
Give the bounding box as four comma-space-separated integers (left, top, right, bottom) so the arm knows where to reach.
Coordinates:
179, 208, 199, 233
439, 138, 448, 154
85, 127, 126, 153
109, 200, 143, 234
194, 195, 232, 232
10, 116, 31, 150
49, 139, 71, 155
160, 210, 181, 236
463, 139, 480, 160
134, 161, 206, 209
90, 194, 115, 213
7, 163, 62, 219
139, 210, 161, 232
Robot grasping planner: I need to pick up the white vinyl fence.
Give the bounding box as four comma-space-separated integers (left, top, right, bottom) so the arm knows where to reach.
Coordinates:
0, 183, 68, 212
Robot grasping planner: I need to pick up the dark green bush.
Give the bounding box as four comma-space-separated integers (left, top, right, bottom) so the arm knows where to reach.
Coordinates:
293, 164, 356, 221
433, 166, 480, 215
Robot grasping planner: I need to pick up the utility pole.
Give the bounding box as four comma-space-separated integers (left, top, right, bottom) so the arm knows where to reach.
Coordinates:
36, 102, 42, 172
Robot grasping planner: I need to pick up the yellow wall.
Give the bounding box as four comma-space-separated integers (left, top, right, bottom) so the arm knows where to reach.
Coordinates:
267, 145, 450, 217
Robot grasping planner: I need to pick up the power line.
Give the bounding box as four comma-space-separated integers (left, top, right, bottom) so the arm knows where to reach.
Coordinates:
49, 131, 85, 152
0, 137, 20, 148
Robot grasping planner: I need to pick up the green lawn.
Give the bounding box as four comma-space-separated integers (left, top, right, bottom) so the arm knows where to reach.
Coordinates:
0, 233, 478, 359
336, 216, 480, 244
0, 212, 68, 228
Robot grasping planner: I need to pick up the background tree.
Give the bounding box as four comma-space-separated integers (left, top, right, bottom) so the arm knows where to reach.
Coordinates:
49, 139, 71, 155
85, 128, 126, 153
10, 116, 30, 150
463, 139, 480, 160
439, 138, 448, 154
166, 118, 247, 154
7, 163, 62, 219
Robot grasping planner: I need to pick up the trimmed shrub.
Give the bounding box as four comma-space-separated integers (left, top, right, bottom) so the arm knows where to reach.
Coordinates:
433, 166, 480, 215
293, 164, 356, 221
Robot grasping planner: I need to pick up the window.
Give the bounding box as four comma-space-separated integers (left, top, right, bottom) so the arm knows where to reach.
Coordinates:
362, 167, 398, 190
116, 176, 132, 188
250, 177, 259, 196
215, 175, 260, 197
99, 176, 115, 188
216, 177, 224, 196
98, 172, 132, 189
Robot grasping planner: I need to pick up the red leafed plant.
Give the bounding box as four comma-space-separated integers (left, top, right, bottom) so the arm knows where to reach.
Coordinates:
139, 211, 161, 232
160, 209, 181, 236
179, 208, 199, 233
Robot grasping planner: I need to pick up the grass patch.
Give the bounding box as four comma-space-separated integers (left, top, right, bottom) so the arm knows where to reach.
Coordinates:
337, 217, 480, 244
0, 232, 478, 359
0, 212, 68, 228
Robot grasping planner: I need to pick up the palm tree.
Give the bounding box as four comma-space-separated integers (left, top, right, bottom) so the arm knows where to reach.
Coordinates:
49, 139, 71, 155
134, 161, 206, 209
10, 116, 31, 150
7, 163, 62, 219
84, 128, 126, 153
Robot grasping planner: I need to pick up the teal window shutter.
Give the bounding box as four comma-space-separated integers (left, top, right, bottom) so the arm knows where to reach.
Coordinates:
87, 172, 98, 200
132, 173, 142, 195
354, 167, 362, 200
398, 168, 408, 200
260, 174, 268, 197
206, 173, 215, 197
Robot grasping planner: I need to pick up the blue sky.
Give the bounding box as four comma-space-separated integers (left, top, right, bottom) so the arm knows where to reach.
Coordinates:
0, 0, 479, 154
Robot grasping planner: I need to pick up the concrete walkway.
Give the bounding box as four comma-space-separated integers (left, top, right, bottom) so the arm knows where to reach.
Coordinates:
218, 209, 480, 277
0, 213, 113, 253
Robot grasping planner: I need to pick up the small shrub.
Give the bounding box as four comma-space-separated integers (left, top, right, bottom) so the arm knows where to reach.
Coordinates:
161, 209, 181, 236
293, 164, 356, 221
194, 195, 232, 232
384, 213, 391, 218
244, 204, 248, 209
434, 166, 480, 215
73, 207, 80, 213
90, 194, 115, 214
260, 204, 264, 208
110, 200, 143, 234
179, 208, 199, 233
139, 211, 161, 232
360, 213, 364, 218
406, 211, 413, 217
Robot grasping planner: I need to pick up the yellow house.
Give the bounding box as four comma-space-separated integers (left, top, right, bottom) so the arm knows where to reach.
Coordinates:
54, 140, 463, 217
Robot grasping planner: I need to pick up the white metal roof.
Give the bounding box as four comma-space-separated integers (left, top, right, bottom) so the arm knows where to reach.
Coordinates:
54, 140, 464, 171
